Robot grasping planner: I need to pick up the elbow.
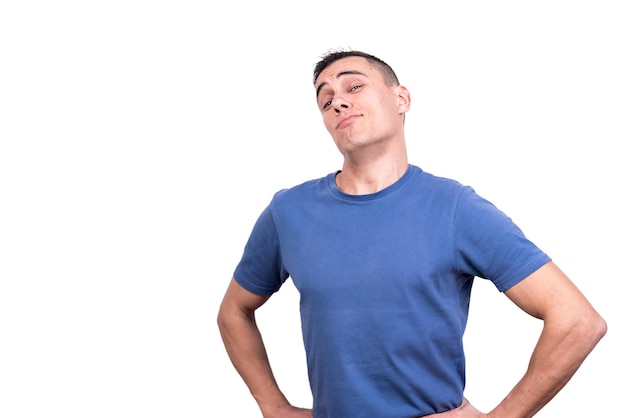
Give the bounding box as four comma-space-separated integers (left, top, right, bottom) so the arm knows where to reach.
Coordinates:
217, 299, 231, 335
590, 311, 608, 345
574, 310, 607, 352
216, 302, 232, 335
216, 298, 255, 338
216, 306, 224, 330
216, 308, 224, 337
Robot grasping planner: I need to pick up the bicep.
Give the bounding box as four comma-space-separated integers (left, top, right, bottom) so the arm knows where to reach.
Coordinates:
504, 261, 592, 321
220, 277, 272, 316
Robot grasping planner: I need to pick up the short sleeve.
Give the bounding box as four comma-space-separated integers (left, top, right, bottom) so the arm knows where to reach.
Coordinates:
233, 204, 289, 296
453, 187, 551, 292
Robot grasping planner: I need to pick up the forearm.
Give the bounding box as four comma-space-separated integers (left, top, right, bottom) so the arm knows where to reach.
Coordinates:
489, 314, 606, 418
217, 306, 290, 413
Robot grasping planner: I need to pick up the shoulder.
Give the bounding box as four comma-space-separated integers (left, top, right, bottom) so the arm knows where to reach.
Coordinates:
408, 165, 472, 201
271, 173, 334, 205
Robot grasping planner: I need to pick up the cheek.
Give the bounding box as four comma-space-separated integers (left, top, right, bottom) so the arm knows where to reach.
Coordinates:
322, 114, 335, 131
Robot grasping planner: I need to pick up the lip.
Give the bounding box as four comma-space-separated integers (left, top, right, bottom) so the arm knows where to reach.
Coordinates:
336, 114, 361, 129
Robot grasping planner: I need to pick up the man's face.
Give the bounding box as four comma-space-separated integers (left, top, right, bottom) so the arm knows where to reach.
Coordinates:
314, 56, 409, 155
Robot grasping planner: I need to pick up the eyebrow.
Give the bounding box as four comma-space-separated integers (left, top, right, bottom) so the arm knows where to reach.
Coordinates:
315, 70, 367, 98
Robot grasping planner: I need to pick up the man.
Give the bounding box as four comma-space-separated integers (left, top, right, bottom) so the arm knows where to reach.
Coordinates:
217, 50, 607, 418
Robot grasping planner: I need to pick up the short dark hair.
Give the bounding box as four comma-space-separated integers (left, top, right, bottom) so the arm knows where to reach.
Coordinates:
313, 49, 400, 86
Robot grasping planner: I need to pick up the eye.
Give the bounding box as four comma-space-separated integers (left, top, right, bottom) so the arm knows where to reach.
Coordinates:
322, 99, 332, 110
351, 84, 363, 91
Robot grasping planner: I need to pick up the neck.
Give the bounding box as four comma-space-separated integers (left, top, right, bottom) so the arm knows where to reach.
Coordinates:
336, 152, 409, 195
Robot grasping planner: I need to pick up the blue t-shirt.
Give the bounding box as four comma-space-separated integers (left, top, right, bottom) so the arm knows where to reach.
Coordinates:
234, 165, 550, 418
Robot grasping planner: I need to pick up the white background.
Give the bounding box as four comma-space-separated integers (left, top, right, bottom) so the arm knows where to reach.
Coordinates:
1, 1, 624, 417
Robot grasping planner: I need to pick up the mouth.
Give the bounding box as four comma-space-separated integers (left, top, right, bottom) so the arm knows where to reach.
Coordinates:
336, 114, 360, 129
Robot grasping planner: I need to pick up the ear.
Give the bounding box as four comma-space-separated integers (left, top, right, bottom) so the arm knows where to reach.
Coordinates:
396, 85, 411, 114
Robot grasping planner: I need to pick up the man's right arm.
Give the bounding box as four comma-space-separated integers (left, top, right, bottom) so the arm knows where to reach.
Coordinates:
217, 277, 312, 418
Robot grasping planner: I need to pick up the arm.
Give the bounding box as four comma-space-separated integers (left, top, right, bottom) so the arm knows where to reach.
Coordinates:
425, 261, 606, 418
488, 261, 607, 418
217, 277, 312, 418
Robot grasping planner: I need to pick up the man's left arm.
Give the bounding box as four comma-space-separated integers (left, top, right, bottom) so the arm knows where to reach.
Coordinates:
424, 261, 607, 418
487, 260, 607, 418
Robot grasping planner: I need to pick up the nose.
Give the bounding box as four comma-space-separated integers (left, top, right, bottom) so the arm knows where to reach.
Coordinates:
333, 95, 350, 113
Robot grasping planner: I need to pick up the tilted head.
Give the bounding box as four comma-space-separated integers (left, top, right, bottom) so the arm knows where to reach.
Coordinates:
312, 49, 411, 158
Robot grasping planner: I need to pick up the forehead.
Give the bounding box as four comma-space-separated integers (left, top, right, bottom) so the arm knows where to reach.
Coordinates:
315, 56, 380, 88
